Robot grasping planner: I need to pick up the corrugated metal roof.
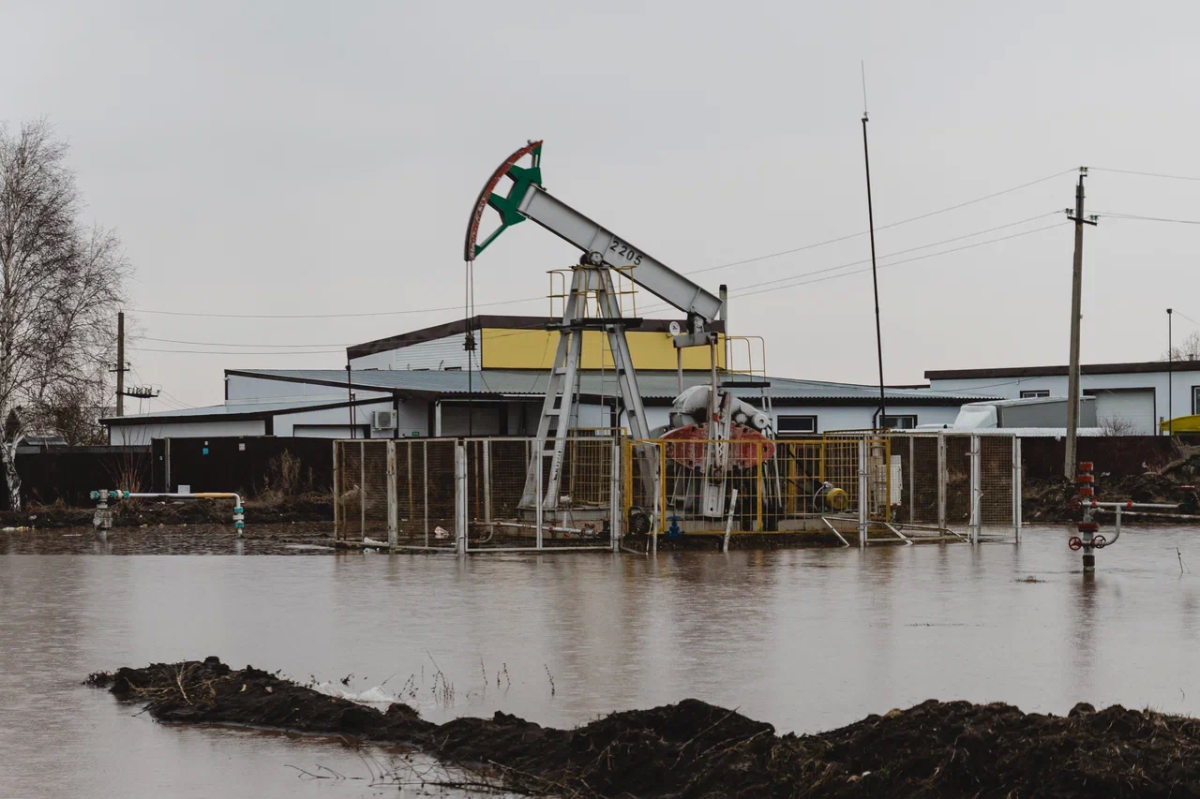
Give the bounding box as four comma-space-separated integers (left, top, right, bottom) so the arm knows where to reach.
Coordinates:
103, 398, 371, 423
228, 368, 999, 403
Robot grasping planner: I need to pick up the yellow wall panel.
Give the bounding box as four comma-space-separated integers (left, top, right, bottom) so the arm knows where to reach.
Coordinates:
482, 328, 726, 371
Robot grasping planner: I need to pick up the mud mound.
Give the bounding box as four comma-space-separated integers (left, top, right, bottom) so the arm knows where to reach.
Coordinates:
90, 658, 1200, 798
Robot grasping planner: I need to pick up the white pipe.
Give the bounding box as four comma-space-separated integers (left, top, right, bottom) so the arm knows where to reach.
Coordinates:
92, 491, 245, 536
722, 488, 739, 553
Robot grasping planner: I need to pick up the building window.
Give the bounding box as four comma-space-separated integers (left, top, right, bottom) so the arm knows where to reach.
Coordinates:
777, 415, 817, 436
1193, 386, 1200, 415
882, 415, 917, 430
1020, 389, 1050, 399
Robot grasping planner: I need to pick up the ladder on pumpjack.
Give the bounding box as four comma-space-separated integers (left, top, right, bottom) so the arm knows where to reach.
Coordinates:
464, 141, 725, 523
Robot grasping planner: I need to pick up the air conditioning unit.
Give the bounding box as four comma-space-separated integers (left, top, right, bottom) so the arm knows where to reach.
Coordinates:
371, 410, 397, 431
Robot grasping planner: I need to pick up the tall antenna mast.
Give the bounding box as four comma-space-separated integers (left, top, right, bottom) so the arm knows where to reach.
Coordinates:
860, 62, 887, 427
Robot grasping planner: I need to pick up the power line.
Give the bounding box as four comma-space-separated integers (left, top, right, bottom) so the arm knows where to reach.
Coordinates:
1091, 167, 1200, 182
129, 294, 545, 320
685, 168, 1074, 276
142, 335, 352, 348
128, 170, 1074, 321
133, 346, 348, 356
1093, 211, 1200, 225
638, 213, 1064, 314
728, 221, 1065, 301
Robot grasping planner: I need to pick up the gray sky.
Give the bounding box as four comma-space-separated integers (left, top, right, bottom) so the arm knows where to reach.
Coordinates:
5, 0, 1199, 409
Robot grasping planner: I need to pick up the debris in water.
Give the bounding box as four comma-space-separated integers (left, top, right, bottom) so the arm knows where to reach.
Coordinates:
88, 657, 1200, 798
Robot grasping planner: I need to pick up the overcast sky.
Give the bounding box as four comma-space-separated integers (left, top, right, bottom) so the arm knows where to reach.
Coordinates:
5, 1, 1199, 410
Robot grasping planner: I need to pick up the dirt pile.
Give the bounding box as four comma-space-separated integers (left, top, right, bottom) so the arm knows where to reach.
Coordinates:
1023, 453, 1200, 524
90, 657, 1200, 797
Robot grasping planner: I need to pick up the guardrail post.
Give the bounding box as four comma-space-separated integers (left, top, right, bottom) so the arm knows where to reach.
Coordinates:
455, 441, 467, 556
858, 438, 869, 547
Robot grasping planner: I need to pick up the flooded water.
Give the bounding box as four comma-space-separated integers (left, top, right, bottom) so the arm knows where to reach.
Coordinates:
4, 525, 1200, 797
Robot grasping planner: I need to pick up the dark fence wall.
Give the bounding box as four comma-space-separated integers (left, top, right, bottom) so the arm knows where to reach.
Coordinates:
13, 446, 153, 508
8, 437, 335, 509
1020, 436, 1183, 482
152, 437, 335, 497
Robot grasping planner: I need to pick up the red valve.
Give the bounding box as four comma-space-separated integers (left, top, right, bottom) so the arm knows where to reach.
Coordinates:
1078, 521, 1099, 533
1092, 535, 1108, 548
1078, 474, 1095, 484
1079, 487, 1094, 497
1068, 537, 1083, 551
1079, 462, 1094, 471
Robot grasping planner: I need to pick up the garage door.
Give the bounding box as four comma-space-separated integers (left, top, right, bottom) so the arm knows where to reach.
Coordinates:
1089, 389, 1155, 434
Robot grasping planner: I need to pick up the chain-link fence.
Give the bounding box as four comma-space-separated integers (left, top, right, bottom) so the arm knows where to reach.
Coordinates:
888, 431, 1022, 543
335, 431, 1022, 550
334, 437, 620, 552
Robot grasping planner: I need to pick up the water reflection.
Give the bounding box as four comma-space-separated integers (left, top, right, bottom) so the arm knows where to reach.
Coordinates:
3, 527, 1200, 798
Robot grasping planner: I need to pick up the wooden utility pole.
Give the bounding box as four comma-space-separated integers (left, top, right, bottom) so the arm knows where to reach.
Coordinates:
116, 311, 126, 417
1064, 169, 1097, 478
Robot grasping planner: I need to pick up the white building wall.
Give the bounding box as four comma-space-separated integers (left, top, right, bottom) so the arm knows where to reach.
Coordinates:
349, 334, 468, 371
274, 401, 394, 437
928, 368, 1200, 433
109, 419, 266, 444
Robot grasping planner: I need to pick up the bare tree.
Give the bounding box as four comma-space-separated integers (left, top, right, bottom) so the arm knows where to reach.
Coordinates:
0, 120, 128, 509
1099, 416, 1136, 436
1166, 330, 1200, 362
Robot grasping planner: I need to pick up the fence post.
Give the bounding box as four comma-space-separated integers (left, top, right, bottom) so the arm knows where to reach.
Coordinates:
535, 447, 544, 550
969, 434, 981, 544
422, 441, 429, 548
1012, 436, 1022, 542
756, 441, 764, 532
386, 440, 398, 549
610, 436, 622, 553
936, 432, 946, 532
908, 436, 914, 524
483, 440, 492, 535
858, 437, 869, 547
455, 441, 467, 556
359, 441, 366, 538
332, 440, 340, 540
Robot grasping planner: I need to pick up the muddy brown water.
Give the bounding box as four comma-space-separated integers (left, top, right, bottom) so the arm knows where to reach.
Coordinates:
4, 525, 1200, 798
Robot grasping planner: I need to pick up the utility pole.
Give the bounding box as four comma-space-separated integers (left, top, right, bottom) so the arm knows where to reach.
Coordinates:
860, 97, 886, 428
1064, 168, 1098, 478
115, 311, 126, 417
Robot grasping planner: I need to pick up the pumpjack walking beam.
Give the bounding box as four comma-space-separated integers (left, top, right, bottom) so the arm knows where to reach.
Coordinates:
466, 141, 724, 519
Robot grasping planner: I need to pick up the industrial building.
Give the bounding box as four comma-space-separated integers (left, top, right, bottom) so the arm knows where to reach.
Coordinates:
105, 315, 998, 443
926, 359, 1200, 435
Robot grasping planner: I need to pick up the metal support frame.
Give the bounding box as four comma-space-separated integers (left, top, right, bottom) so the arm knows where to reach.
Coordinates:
519, 265, 655, 515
